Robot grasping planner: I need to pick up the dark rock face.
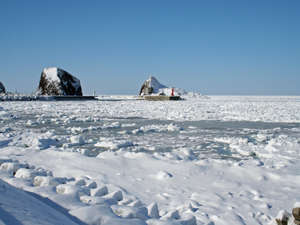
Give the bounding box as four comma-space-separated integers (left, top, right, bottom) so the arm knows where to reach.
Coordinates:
0, 82, 5, 94
293, 208, 300, 224
38, 68, 82, 96
139, 83, 153, 96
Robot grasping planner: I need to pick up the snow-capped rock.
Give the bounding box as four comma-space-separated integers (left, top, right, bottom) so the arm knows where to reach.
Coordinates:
38, 67, 82, 96
139, 76, 167, 96
0, 81, 6, 94
139, 76, 202, 98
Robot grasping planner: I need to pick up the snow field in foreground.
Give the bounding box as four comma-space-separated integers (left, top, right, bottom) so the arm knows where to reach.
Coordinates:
0, 96, 300, 225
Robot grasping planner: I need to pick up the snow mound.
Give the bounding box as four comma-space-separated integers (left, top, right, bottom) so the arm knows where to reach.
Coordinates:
155, 171, 173, 180
11, 131, 60, 150
0, 179, 82, 225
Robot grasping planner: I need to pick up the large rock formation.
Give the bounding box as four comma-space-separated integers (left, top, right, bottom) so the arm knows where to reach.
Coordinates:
38, 67, 82, 96
139, 76, 205, 99
139, 76, 167, 96
139, 76, 189, 97
0, 81, 5, 94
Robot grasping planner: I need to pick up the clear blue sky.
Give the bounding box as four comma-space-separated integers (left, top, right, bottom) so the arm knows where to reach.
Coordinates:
0, 0, 299, 95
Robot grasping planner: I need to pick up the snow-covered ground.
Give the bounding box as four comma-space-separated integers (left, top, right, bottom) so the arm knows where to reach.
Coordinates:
0, 96, 300, 225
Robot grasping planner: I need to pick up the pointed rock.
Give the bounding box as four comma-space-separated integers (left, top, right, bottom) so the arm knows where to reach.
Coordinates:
139, 76, 167, 96
0, 81, 6, 94
139, 76, 187, 97
38, 67, 82, 96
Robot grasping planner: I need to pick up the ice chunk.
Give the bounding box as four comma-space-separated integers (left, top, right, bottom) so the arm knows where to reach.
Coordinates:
56, 184, 90, 197
111, 205, 148, 220
33, 176, 62, 187
103, 190, 123, 202
90, 186, 108, 197
0, 162, 24, 176
161, 210, 180, 220
95, 139, 133, 150
70, 135, 85, 145
14, 168, 36, 180
148, 202, 160, 218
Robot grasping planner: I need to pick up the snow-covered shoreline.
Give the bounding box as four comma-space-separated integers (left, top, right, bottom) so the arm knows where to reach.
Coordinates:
1, 96, 300, 224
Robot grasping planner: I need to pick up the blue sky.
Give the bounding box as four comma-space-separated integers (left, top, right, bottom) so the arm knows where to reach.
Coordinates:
0, 0, 299, 95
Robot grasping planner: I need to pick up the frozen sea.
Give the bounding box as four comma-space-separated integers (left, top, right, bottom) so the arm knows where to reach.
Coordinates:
0, 96, 300, 225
